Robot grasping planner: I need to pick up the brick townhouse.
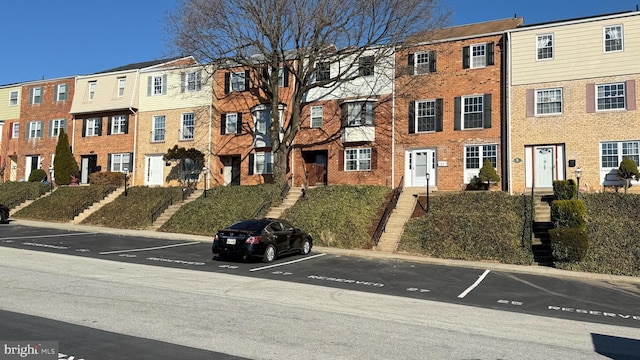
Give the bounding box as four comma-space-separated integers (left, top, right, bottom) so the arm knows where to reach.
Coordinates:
0, 83, 21, 182
507, 10, 640, 193
394, 17, 524, 191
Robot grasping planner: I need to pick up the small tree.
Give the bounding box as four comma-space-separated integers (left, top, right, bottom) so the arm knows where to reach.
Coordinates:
163, 145, 205, 188
617, 157, 640, 194
53, 128, 79, 185
478, 159, 500, 190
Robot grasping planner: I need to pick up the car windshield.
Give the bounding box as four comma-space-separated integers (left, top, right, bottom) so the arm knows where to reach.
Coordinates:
227, 219, 270, 233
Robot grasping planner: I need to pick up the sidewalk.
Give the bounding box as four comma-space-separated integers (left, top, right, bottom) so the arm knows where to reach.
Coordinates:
11, 218, 640, 285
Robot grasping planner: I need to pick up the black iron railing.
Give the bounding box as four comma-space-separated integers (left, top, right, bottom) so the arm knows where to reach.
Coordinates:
372, 177, 404, 246
253, 181, 291, 219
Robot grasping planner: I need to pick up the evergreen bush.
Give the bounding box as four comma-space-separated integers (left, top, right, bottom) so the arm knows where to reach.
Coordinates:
549, 227, 589, 262
28, 169, 47, 182
617, 157, 640, 193
478, 159, 500, 189
551, 199, 587, 229
553, 179, 576, 200
53, 128, 79, 185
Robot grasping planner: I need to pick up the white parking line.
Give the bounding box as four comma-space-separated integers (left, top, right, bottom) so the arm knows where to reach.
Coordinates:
0, 232, 97, 241
249, 253, 327, 272
458, 269, 491, 298
99, 242, 201, 255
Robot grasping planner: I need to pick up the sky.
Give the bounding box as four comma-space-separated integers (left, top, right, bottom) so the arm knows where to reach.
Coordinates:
1, 0, 638, 86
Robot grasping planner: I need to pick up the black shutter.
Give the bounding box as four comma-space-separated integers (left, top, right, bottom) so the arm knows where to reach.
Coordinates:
224, 73, 230, 94
237, 113, 243, 134
408, 101, 415, 134
340, 103, 348, 127
436, 99, 443, 132
124, 115, 129, 134
483, 94, 492, 128
107, 117, 112, 135
462, 46, 470, 69
97, 118, 102, 136
107, 154, 112, 172
220, 114, 226, 135
454, 97, 461, 130
244, 70, 250, 91
248, 153, 254, 175
487, 42, 495, 66
82, 119, 87, 137
429, 51, 437, 73
282, 67, 289, 87
128, 153, 134, 171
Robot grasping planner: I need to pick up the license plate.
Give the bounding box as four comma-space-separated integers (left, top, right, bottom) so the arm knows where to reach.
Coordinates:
226, 238, 236, 245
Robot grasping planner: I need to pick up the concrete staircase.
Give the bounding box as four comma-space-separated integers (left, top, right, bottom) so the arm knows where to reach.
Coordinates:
10, 189, 55, 214
72, 187, 125, 224
265, 187, 304, 218
531, 192, 554, 266
374, 186, 422, 253
146, 189, 204, 231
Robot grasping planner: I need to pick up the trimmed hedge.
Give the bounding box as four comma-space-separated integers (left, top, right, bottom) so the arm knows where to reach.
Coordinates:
28, 169, 48, 183
551, 199, 587, 229
548, 227, 589, 263
89, 172, 125, 187
553, 179, 577, 200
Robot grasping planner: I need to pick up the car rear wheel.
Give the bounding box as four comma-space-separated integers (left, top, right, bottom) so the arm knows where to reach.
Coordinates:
300, 238, 311, 255
262, 244, 276, 263
0, 211, 6, 223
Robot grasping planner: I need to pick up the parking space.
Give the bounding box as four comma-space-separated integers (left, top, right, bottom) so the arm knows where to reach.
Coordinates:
1, 222, 639, 328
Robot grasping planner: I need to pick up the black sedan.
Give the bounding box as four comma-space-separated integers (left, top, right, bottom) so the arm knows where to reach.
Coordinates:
212, 218, 312, 263
0, 204, 9, 223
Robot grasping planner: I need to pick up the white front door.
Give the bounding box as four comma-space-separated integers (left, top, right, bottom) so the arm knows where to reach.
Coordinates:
81, 157, 89, 184
534, 147, 554, 188
405, 149, 436, 187
145, 155, 164, 186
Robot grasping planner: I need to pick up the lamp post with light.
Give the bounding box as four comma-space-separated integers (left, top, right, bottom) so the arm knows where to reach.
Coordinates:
202, 167, 208, 198
425, 172, 430, 212
575, 167, 582, 199
124, 169, 130, 196
48, 165, 54, 193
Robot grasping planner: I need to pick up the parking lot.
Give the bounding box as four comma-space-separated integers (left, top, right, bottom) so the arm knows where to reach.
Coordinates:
1, 221, 639, 329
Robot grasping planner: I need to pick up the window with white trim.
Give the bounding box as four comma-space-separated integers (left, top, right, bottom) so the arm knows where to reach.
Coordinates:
604, 25, 623, 52
415, 52, 431, 74
230, 72, 246, 92
55, 84, 68, 101
88, 81, 96, 100
462, 95, 484, 129
31, 87, 43, 104
310, 106, 323, 128
153, 76, 164, 95
181, 113, 195, 140
597, 82, 625, 110
111, 115, 127, 134
536, 88, 562, 115
358, 56, 374, 77
315, 62, 330, 82
85, 118, 100, 136
117, 78, 126, 97
12, 123, 19, 138
152, 115, 165, 142
601, 141, 639, 168
254, 152, 273, 174
51, 119, 65, 137
415, 100, 436, 132
224, 113, 238, 134
465, 144, 497, 170
186, 71, 201, 92
9, 90, 18, 106
345, 148, 371, 171
110, 153, 131, 172
536, 34, 553, 60
28, 121, 43, 139
471, 43, 487, 68
344, 101, 374, 126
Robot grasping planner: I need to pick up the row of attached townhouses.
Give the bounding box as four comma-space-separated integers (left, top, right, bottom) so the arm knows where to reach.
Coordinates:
1, 11, 638, 194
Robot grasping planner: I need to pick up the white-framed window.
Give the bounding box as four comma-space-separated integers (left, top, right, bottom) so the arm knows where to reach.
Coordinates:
414, 51, 432, 75
117, 77, 126, 97
88, 81, 96, 100
153, 76, 164, 95
358, 56, 374, 77
315, 62, 330, 82
9, 90, 18, 106
415, 100, 437, 133
152, 115, 165, 142
230, 72, 246, 92
536, 34, 553, 60
597, 82, 625, 110
224, 113, 238, 134
254, 152, 273, 174
345, 148, 371, 171
310, 106, 323, 128
471, 43, 487, 68
28, 121, 43, 139
110, 115, 127, 134
181, 113, 195, 140
85, 118, 100, 136
55, 84, 68, 102
601, 141, 639, 168
185, 71, 201, 92
535, 88, 562, 115
604, 25, 623, 53
50, 119, 65, 137
462, 95, 484, 129
344, 101, 374, 126
110, 153, 131, 172
465, 144, 498, 170
11, 123, 19, 139
277, 68, 285, 87
31, 87, 43, 104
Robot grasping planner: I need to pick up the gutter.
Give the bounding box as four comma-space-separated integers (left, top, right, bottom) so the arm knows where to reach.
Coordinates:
506, 31, 513, 195
129, 71, 139, 186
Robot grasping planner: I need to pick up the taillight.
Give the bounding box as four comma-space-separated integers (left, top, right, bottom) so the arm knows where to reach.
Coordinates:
245, 236, 261, 244
213, 234, 219, 241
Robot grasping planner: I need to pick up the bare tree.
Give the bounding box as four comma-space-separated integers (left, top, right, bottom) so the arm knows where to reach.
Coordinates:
168, 0, 449, 186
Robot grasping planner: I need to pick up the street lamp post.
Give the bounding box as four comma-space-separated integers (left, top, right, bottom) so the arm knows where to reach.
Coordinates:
426, 172, 430, 212
575, 167, 582, 199
48, 165, 54, 193
124, 169, 130, 196
203, 167, 208, 198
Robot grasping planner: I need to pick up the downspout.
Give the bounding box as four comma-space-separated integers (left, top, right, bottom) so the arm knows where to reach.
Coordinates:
207, 103, 212, 189
71, 76, 77, 155
391, 47, 396, 189
129, 71, 139, 186
506, 31, 513, 195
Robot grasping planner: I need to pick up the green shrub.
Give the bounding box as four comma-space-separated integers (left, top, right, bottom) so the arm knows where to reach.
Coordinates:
13, 185, 109, 221
549, 227, 589, 262
53, 128, 79, 186
618, 157, 640, 193
89, 172, 125, 186
551, 199, 587, 229
553, 180, 576, 200
478, 159, 500, 188
28, 169, 48, 183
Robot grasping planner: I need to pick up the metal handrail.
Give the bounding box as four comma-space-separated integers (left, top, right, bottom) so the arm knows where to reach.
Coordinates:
151, 196, 173, 223
372, 176, 404, 246
253, 181, 291, 219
